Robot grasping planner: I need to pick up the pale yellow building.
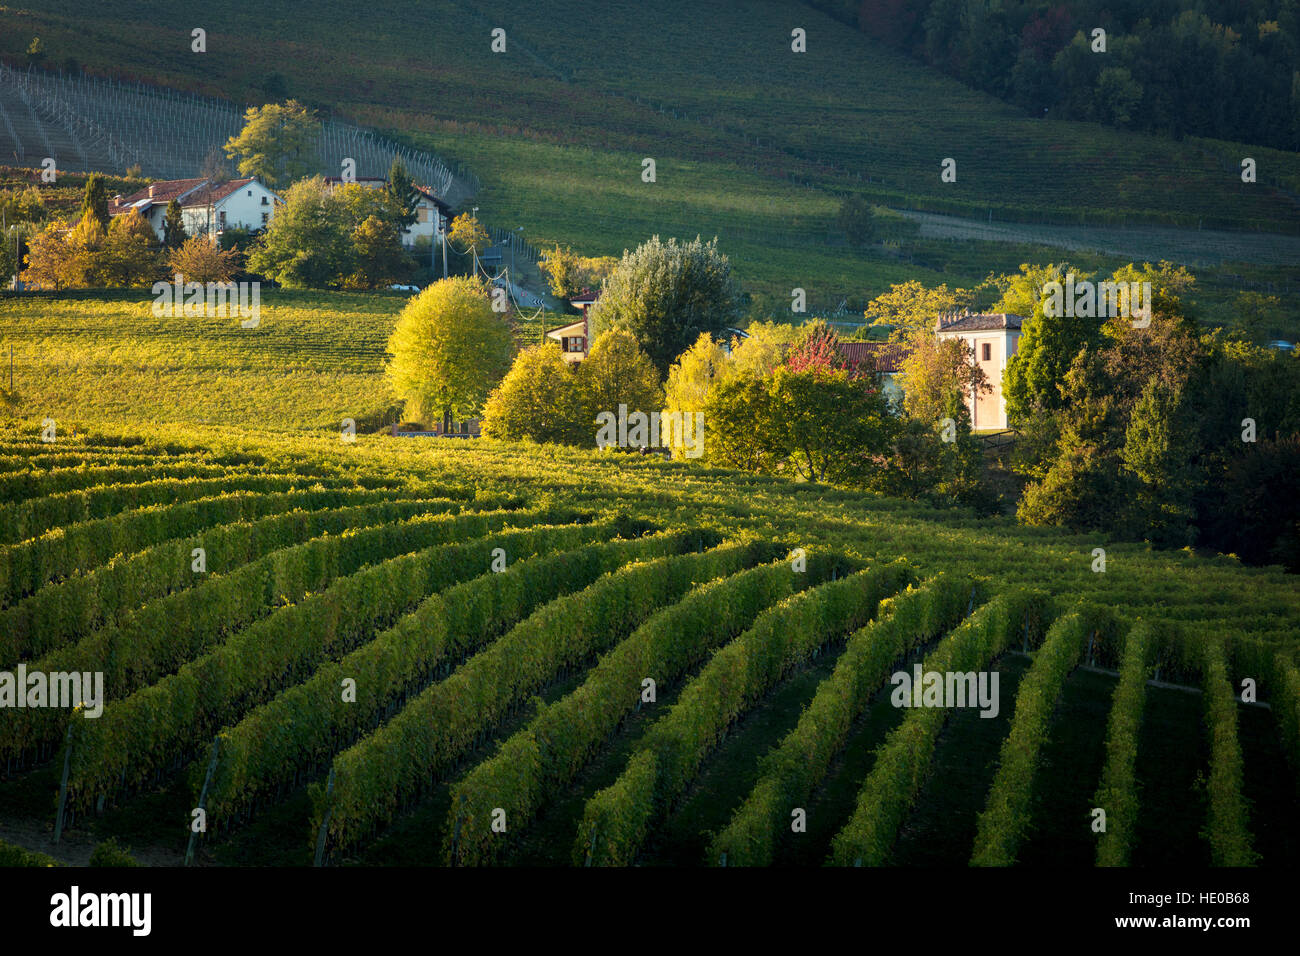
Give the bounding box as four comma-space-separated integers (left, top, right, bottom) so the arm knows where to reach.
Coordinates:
933, 312, 1024, 430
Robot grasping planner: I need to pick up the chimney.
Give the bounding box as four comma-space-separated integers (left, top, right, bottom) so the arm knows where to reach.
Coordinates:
148, 184, 156, 198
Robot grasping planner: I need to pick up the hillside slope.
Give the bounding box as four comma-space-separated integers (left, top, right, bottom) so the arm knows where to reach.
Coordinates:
1, 1, 1295, 234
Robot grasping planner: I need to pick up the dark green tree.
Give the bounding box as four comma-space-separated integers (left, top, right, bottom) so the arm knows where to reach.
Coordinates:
79, 174, 111, 231
384, 157, 420, 232
587, 235, 742, 377
837, 195, 875, 248
162, 199, 187, 250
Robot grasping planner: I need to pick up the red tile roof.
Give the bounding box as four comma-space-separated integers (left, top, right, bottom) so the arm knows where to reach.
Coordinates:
838, 341, 910, 373
111, 178, 208, 213
181, 178, 256, 207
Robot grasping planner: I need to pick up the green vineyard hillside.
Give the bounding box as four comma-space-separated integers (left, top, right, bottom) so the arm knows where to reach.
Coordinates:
0, 421, 1296, 867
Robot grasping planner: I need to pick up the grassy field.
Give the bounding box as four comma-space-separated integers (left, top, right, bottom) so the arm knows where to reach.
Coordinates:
0, 289, 566, 431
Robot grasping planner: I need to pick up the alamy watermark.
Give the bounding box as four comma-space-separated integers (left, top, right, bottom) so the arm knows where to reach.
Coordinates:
152, 274, 261, 328
1043, 273, 1151, 327
0, 666, 104, 718
890, 665, 999, 718
595, 404, 704, 458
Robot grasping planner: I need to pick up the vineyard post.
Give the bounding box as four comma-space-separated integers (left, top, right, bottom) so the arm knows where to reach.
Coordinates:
312, 768, 335, 868
584, 825, 599, 867
53, 724, 73, 843
186, 736, 221, 866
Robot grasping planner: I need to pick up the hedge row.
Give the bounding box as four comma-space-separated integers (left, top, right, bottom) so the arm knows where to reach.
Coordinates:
445, 550, 860, 866
0, 453, 388, 504
1093, 622, 1155, 867
0, 483, 439, 607
576, 560, 914, 867
970, 604, 1117, 866
827, 588, 1054, 866
65, 518, 609, 810
0, 494, 465, 665
0, 839, 62, 867
708, 573, 983, 866
0, 461, 234, 502
0, 472, 386, 545
1271, 650, 1300, 787
314, 539, 785, 856
1199, 638, 1258, 866
1, 506, 563, 760
200, 529, 715, 822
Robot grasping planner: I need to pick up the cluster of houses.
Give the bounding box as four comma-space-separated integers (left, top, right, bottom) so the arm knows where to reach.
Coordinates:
107, 173, 1025, 431
108, 174, 451, 248
547, 299, 1024, 430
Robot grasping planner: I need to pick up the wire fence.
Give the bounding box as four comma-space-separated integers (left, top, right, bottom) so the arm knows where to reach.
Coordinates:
0, 63, 476, 207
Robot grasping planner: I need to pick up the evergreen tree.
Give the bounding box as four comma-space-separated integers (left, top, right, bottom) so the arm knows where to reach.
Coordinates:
384, 157, 420, 232
79, 174, 110, 231
162, 199, 187, 250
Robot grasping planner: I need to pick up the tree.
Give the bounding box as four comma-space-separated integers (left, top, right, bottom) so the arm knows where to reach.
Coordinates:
587, 235, 742, 377
26, 37, 44, 66
223, 100, 320, 188
706, 373, 785, 473
837, 195, 875, 248
385, 277, 515, 431
448, 213, 489, 257
1228, 292, 1280, 343
247, 177, 354, 288
540, 245, 620, 304
768, 367, 894, 484
384, 157, 420, 232
727, 321, 800, 378
785, 321, 851, 375
864, 280, 971, 341
540, 244, 583, 301
481, 345, 589, 444
168, 235, 241, 284
1003, 264, 1102, 420
162, 200, 188, 250
579, 329, 663, 433
1, 187, 46, 225
896, 332, 989, 427
347, 215, 413, 289
1120, 378, 1198, 546
97, 208, 161, 287
18, 219, 77, 290
79, 174, 110, 231
664, 333, 729, 461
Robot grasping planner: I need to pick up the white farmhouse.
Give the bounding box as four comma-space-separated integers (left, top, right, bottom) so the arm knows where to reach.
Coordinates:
109, 177, 281, 241
933, 312, 1024, 430
322, 177, 452, 249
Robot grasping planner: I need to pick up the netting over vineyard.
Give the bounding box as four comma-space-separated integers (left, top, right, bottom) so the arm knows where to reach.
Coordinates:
0, 64, 476, 207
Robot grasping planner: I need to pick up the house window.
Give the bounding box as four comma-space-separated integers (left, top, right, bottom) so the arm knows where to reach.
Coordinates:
218, 211, 227, 227
247, 190, 253, 197
261, 196, 269, 205
981, 343, 991, 361
568, 337, 585, 353
261, 212, 270, 225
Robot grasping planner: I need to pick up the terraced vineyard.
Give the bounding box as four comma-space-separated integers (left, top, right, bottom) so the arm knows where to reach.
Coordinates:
1, 423, 1296, 867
